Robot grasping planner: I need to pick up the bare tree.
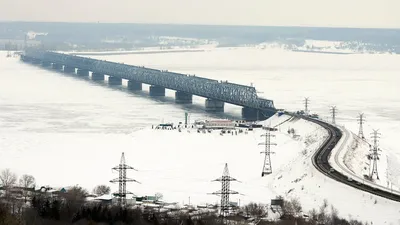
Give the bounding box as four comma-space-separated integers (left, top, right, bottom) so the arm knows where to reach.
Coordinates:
0, 169, 17, 188
0, 169, 17, 198
289, 198, 302, 215
155, 192, 163, 201
242, 202, 268, 219
92, 185, 111, 196
19, 174, 36, 202
19, 174, 35, 189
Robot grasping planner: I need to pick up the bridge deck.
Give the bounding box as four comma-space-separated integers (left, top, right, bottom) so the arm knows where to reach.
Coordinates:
23, 49, 275, 110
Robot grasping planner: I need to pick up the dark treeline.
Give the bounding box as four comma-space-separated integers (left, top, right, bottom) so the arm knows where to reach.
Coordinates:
0, 194, 369, 225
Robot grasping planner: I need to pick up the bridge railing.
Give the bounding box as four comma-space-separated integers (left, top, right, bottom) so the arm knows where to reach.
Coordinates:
24, 50, 275, 109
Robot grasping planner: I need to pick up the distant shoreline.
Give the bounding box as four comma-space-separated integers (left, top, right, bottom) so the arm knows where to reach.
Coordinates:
292, 49, 353, 55
72, 49, 205, 56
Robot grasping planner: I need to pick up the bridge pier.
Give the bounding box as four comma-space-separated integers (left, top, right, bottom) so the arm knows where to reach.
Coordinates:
108, 76, 122, 85
77, 69, 89, 76
64, 66, 75, 73
242, 107, 260, 121
149, 85, 165, 96
205, 98, 224, 112
41, 61, 52, 67
52, 63, 63, 70
92, 72, 104, 81
127, 80, 142, 91
31, 59, 41, 65
175, 91, 192, 104
20, 55, 31, 62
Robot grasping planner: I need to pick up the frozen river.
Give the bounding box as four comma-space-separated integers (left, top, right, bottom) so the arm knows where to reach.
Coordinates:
1, 47, 400, 208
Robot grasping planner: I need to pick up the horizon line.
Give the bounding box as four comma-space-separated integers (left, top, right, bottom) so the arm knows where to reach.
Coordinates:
1, 20, 400, 30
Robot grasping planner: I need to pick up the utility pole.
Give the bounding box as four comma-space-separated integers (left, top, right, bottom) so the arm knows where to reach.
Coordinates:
358, 113, 366, 140
259, 129, 276, 176
303, 97, 310, 115
210, 163, 240, 222
110, 152, 140, 206
369, 130, 381, 180
330, 106, 337, 125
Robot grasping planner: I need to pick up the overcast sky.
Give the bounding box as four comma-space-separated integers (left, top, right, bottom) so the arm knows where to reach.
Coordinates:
1, 0, 399, 28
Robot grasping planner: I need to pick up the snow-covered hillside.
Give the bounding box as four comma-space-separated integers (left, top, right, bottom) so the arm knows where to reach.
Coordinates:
2, 109, 400, 223
256, 39, 396, 54
329, 126, 399, 195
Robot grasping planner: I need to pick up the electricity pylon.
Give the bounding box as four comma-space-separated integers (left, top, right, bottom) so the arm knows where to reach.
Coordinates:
358, 113, 366, 140
210, 163, 240, 220
110, 152, 140, 206
259, 129, 276, 176
369, 130, 381, 180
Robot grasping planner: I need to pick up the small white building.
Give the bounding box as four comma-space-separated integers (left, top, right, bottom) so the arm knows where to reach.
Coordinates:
202, 120, 235, 129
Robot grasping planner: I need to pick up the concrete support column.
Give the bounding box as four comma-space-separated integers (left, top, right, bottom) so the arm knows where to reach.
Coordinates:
31, 59, 41, 65
52, 63, 63, 70
242, 107, 260, 121
20, 55, 31, 62
127, 80, 142, 91
77, 69, 89, 76
41, 61, 52, 67
149, 85, 165, 96
92, 72, 104, 81
205, 98, 224, 112
108, 76, 122, 85
175, 91, 193, 104
64, 66, 75, 73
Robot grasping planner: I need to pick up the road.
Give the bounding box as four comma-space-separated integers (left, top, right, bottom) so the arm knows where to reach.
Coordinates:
298, 114, 400, 202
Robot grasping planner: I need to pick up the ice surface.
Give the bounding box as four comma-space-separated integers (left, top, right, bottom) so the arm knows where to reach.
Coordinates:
1, 48, 400, 224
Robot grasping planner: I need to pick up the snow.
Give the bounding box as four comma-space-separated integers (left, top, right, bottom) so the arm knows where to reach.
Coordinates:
2, 47, 400, 224
328, 125, 400, 195
65, 48, 207, 56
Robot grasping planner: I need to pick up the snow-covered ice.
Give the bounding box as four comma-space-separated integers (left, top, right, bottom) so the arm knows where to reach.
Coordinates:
2, 47, 400, 224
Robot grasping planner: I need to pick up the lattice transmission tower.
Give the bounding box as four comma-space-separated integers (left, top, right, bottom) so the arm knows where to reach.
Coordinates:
358, 113, 366, 140
210, 163, 240, 219
369, 130, 381, 180
330, 106, 337, 125
110, 152, 140, 206
303, 97, 310, 115
259, 129, 277, 176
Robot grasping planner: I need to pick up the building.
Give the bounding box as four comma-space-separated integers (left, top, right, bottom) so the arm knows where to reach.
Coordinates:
201, 120, 235, 129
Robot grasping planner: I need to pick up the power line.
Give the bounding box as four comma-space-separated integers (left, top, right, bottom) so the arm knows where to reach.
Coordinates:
369, 130, 381, 180
259, 129, 276, 176
110, 152, 140, 206
330, 106, 337, 125
358, 113, 366, 140
210, 163, 240, 221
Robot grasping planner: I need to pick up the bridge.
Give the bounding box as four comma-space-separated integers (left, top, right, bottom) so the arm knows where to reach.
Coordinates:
20, 49, 276, 121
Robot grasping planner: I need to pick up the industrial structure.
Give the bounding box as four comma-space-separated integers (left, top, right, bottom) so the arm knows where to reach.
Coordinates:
303, 97, 310, 115
110, 152, 140, 206
369, 130, 381, 180
20, 49, 276, 121
259, 129, 276, 176
358, 113, 366, 140
330, 106, 337, 125
210, 164, 240, 219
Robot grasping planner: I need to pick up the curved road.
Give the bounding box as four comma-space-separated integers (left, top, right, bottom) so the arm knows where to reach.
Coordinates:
298, 114, 400, 202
